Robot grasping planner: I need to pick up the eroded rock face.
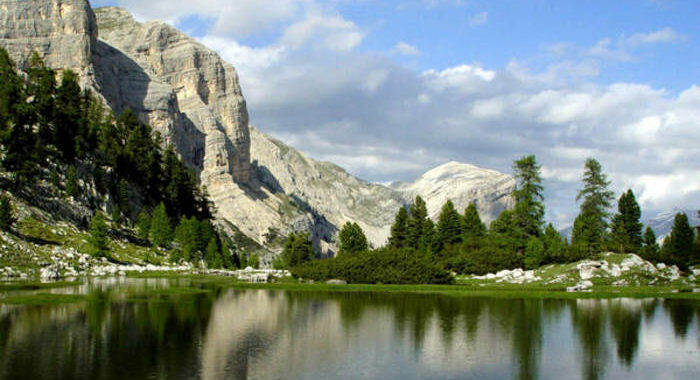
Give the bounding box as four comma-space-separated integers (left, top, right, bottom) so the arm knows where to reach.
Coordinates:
0, 0, 97, 87
94, 7, 250, 184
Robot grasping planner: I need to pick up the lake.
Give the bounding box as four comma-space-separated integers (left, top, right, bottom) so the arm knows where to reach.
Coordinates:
0, 278, 698, 379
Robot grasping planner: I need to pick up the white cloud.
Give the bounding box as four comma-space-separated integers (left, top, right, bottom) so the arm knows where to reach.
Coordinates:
468, 12, 488, 26
392, 41, 420, 56
626, 27, 681, 46
281, 13, 364, 52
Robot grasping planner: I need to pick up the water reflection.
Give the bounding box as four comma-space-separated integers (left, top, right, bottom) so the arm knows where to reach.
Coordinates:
0, 281, 698, 379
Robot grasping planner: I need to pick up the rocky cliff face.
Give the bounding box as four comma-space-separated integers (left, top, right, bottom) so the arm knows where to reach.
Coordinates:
0, 1, 516, 258
0, 0, 97, 87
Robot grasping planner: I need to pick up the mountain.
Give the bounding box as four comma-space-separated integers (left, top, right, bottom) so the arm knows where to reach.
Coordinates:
643, 209, 700, 241
0, 0, 515, 259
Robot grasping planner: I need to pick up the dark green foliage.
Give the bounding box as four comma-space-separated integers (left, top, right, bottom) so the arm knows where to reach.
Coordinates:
135, 210, 151, 242
111, 204, 121, 226
462, 203, 486, 238
610, 189, 642, 253
174, 216, 200, 261
281, 232, 313, 267
26, 52, 56, 147
247, 253, 260, 269
489, 209, 524, 257
388, 206, 409, 249
290, 248, 453, 284
338, 222, 368, 255
661, 213, 695, 270
639, 226, 659, 262
54, 70, 82, 161
447, 236, 518, 275
117, 179, 129, 219
572, 158, 614, 255
542, 223, 567, 263
150, 203, 171, 248
512, 155, 545, 238
65, 165, 79, 197
49, 166, 60, 189
205, 238, 222, 269
524, 237, 544, 269
407, 196, 433, 251
0, 193, 16, 230
436, 200, 463, 251
88, 212, 109, 257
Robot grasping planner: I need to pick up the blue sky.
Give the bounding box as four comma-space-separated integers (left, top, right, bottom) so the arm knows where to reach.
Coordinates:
92, 0, 699, 228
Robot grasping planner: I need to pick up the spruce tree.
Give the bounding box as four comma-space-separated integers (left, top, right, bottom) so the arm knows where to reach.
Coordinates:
542, 223, 567, 263
0, 193, 16, 231
436, 200, 463, 249
174, 216, 199, 261
281, 232, 313, 267
150, 202, 172, 248
407, 196, 431, 250
135, 210, 151, 242
639, 226, 659, 262
463, 203, 486, 238
611, 190, 642, 253
571, 158, 614, 255
524, 236, 544, 269
205, 237, 221, 268
54, 70, 82, 161
661, 213, 694, 269
338, 222, 368, 255
512, 155, 545, 237
388, 207, 409, 248
88, 212, 109, 257
65, 165, 79, 197
26, 52, 56, 147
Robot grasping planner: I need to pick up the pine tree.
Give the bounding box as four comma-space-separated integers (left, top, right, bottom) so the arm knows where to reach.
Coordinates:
462, 203, 486, 238
512, 154, 545, 238
661, 213, 694, 269
150, 202, 172, 248
281, 232, 313, 267
611, 190, 642, 253
88, 212, 109, 257
118, 179, 130, 220
407, 196, 432, 251
26, 52, 56, 147
436, 200, 463, 250
571, 158, 614, 255
388, 207, 409, 249
0, 193, 16, 231
338, 222, 369, 255
205, 237, 222, 268
135, 210, 151, 242
174, 216, 199, 261
542, 223, 567, 263
639, 226, 659, 262
65, 165, 79, 198
524, 236, 544, 269
54, 70, 82, 161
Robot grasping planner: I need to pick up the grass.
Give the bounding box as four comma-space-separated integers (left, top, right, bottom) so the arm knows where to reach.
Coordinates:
0, 280, 81, 291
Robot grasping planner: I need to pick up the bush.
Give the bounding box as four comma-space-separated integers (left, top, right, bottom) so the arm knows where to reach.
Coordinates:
290, 248, 453, 284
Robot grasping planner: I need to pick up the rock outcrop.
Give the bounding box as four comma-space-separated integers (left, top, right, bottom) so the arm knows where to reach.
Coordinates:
0, 0, 98, 87
391, 161, 515, 225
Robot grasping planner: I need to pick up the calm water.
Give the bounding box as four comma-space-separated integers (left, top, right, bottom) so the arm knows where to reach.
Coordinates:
0, 279, 698, 380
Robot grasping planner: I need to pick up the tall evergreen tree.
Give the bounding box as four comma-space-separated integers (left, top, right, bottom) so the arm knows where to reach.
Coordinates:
174, 216, 199, 261
661, 213, 694, 269
542, 223, 567, 263
88, 212, 109, 257
338, 222, 369, 255
0, 193, 16, 231
512, 155, 545, 237
462, 203, 486, 238
610, 189, 642, 253
407, 196, 432, 251
150, 202, 172, 248
571, 158, 614, 255
436, 200, 463, 249
205, 237, 222, 268
639, 226, 659, 262
65, 165, 79, 197
135, 210, 151, 242
26, 52, 56, 147
281, 232, 313, 267
388, 206, 409, 249
54, 70, 82, 161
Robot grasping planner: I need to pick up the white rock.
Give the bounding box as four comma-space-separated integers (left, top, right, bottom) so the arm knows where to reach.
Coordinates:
40, 266, 60, 282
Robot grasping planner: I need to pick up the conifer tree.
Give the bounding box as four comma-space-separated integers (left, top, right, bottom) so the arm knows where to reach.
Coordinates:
65, 165, 79, 197
542, 223, 567, 263
150, 202, 172, 248
281, 232, 313, 267
407, 196, 432, 250
118, 179, 129, 219
610, 189, 642, 253
512, 154, 545, 237
54, 70, 82, 161
0, 193, 16, 231
639, 226, 659, 262
524, 236, 544, 269
436, 200, 463, 249
462, 203, 486, 238
338, 222, 369, 255
661, 213, 694, 269
26, 52, 56, 147
136, 210, 151, 242
174, 216, 199, 261
389, 207, 409, 249
205, 237, 222, 268
571, 158, 614, 255
88, 212, 109, 257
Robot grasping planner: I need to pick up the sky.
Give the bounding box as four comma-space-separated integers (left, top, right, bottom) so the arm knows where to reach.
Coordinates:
91, 0, 699, 229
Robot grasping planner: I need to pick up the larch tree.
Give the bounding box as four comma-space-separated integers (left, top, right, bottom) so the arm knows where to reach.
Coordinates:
571, 158, 614, 256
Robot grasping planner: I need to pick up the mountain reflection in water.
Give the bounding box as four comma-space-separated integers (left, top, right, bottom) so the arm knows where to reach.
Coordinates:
0, 279, 698, 379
